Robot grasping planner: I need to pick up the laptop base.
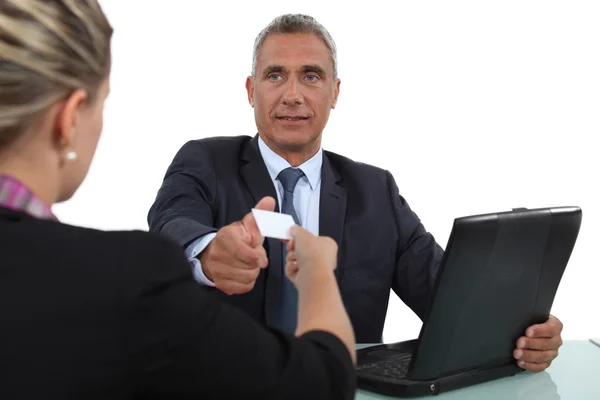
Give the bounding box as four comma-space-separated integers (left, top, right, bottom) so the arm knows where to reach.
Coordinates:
357, 340, 523, 397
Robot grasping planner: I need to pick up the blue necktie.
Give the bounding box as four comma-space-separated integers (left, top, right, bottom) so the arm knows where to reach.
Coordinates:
275, 167, 305, 333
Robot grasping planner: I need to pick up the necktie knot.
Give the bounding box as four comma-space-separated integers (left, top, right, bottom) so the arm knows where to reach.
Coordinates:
277, 167, 304, 193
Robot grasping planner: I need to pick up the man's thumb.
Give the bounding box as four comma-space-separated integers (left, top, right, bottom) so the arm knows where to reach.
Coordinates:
255, 196, 276, 212
241, 197, 276, 246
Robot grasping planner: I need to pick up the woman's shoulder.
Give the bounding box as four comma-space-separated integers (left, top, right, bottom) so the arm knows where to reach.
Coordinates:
2, 209, 188, 270
25, 216, 186, 264
66, 223, 183, 256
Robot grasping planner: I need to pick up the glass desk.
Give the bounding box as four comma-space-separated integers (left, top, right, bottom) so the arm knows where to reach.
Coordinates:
356, 341, 599, 400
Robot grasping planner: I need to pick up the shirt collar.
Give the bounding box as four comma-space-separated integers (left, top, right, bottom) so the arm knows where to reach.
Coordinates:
0, 175, 56, 221
258, 136, 322, 190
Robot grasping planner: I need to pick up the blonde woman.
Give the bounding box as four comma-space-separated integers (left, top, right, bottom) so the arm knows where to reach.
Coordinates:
0, 1, 355, 399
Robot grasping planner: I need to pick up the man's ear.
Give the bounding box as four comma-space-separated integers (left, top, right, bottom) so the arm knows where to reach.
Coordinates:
246, 76, 255, 108
331, 78, 341, 109
55, 89, 87, 149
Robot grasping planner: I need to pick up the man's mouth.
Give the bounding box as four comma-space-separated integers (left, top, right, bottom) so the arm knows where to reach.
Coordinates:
278, 116, 309, 121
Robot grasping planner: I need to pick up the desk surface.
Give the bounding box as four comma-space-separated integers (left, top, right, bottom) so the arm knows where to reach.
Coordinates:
356, 340, 599, 400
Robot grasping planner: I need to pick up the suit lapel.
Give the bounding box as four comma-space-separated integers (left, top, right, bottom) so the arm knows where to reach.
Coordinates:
240, 135, 282, 327
240, 135, 280, 212
319, 154, 348, 277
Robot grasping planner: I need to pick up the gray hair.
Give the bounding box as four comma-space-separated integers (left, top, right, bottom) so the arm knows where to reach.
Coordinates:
251, 14, 338, 79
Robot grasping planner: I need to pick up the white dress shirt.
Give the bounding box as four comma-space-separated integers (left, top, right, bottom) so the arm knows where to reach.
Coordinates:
186, 136, 322, 286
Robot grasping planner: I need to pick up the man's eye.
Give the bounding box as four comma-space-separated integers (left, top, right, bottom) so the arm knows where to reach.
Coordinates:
268, 74, 283, 81
305, 74, 319, 81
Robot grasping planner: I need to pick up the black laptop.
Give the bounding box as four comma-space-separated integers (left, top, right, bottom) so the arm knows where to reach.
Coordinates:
356, 206, 582, 397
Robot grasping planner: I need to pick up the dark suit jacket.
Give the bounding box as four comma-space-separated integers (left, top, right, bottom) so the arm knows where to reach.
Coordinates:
0, 207, 354, 399
148, 135, 444, 343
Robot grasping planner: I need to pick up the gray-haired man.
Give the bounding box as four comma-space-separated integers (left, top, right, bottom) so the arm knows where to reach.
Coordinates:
148, 14, 563, 373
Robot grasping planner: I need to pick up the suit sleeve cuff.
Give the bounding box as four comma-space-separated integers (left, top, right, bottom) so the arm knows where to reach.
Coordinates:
185, 233, 217, 287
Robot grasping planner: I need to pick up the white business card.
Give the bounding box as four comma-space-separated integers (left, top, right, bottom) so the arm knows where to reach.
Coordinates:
252, 208, 296, 240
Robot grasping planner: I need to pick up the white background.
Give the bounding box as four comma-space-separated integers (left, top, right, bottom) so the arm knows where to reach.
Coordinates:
55, 0, 600, 342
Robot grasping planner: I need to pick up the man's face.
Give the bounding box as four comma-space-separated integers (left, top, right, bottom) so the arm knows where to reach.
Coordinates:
246, 33, 340, 155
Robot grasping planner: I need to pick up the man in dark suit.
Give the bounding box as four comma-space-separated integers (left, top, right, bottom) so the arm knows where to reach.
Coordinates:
148, 14, 564, 372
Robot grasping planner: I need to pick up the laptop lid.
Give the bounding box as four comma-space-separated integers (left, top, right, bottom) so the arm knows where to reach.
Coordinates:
407, 206, 581, 381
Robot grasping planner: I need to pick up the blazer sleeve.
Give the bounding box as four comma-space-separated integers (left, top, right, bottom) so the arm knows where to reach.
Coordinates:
120, 233, 355, 400
147, 140, 218, 248
386, 171, 444, 320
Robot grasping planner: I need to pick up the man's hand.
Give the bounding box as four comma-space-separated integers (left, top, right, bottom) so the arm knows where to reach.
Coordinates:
514, 314, 563, 372
200, 197, 275, 295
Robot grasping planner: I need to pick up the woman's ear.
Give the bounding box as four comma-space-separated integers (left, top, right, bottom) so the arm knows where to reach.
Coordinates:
55, 89, 87, 162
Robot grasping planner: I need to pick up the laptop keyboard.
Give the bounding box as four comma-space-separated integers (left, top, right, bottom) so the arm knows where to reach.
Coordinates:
356, 352, 412, 380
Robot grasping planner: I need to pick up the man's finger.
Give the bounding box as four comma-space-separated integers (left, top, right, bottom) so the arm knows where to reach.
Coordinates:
219, 279, 257, 296
210, 261, 262, 282
254, 246, 268, 269
516, 335, 562, 351
517, 360, 551, 372
211, 246, 265, 270
231, 243, 267, 267
217, 225, 251, 254
514, 348, 558, 364
526, 315, 563, 338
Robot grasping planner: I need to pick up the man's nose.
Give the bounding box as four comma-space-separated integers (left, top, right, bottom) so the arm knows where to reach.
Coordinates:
282, 77, 303, 105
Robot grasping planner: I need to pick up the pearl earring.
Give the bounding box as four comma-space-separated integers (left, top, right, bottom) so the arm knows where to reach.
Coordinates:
65, 151, 78, 161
